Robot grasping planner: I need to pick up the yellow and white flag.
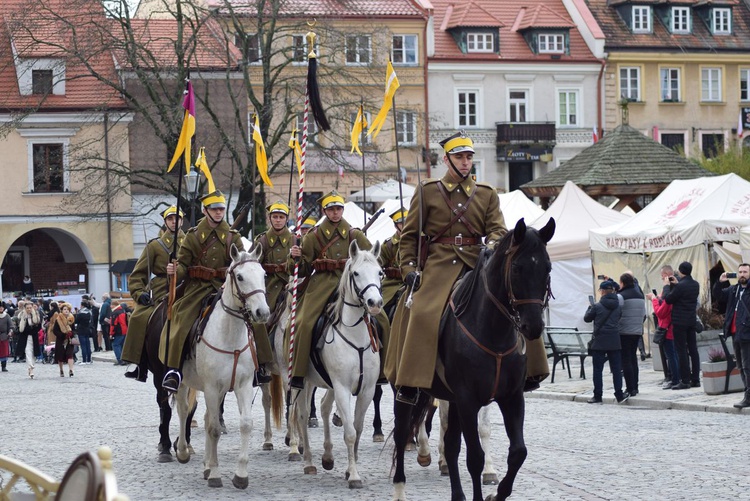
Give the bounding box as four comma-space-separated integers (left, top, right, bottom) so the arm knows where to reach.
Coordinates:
252, 114, 273, 187
350, 105, 368, 156
288, 128, 303, 175
367, 61, 400, 141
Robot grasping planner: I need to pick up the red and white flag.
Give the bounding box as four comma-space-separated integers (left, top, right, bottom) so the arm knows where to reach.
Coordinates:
739, 111, 744, 139
592, 126, 598, 144
338, 165, 344, 178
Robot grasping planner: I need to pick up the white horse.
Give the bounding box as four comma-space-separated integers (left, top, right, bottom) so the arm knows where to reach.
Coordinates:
174, 243, 270, 489
291, 240, 383, 488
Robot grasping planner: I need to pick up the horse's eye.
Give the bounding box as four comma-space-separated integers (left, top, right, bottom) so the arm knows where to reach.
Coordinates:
353, 271, 359, 277
237, 275, 244, 282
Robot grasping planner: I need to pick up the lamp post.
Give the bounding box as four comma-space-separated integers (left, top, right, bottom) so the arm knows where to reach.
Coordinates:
184, 169, 201, 227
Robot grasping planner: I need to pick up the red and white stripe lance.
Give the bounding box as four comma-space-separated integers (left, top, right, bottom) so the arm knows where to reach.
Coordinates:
288, 30, 330, 382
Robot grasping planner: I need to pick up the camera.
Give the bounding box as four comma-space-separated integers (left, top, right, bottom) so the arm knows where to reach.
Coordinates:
597, 274, 606, 280
726, 272, 738, 279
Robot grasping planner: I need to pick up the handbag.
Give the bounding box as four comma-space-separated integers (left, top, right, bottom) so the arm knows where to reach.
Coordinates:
70, 335, 81, 346
695, 316, 704, 334
653, 326, 668, 345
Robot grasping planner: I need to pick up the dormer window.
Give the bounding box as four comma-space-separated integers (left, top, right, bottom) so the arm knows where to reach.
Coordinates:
538, 34, 564, 54
467, 33, 494, 53
712, 8, 731, 34
672, 7, 690, 34
632, 6, 651, 33
32, 70, 53, 95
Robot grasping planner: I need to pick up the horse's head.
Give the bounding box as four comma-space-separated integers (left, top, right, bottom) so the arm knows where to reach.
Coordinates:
226, 243, 270, 323
340, 240, 384, 316
488, 217, 555, 340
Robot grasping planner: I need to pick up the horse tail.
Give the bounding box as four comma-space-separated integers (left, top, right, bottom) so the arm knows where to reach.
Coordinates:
188, 387, 198, 414
270, 374, 284, 429
409, 393, 433, 440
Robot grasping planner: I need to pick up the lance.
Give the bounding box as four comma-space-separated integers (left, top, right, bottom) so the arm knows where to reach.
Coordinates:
289, 28, 330, 384
359, 98, 367, 228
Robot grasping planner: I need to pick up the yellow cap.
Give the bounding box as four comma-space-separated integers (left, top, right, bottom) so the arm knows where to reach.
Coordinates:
319, 190, 345, 209
440, 131, 475, 155
389, 207, 408, 223
201, 190, 227, 209
266, 201, 290, 215
301, 217, 317, 228
161, 205, 185, 219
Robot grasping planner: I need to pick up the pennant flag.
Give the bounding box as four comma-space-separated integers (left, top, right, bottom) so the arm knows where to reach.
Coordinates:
288, 128, 303, 175
592, 125, 598, 144
167, 79, 196, 172
739, 111, 745, 139
350, 105, 368, 156
194, 147, 216, 194
338, 165, 344, 178
252, 114, 273, 187
367, 61, 400, 140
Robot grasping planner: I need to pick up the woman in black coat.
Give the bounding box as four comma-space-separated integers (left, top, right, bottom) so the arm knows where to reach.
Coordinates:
18, 302, 41, 379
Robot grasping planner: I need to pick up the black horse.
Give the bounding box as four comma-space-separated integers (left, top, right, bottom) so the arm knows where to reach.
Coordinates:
392, 217, 555, 501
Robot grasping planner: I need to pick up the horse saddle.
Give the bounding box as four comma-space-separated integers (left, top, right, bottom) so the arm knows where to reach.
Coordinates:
186, 291, 222, 360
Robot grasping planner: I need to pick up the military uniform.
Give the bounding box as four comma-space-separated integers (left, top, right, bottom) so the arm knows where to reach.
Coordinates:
379, 208, 407, 311
122, 225, 185, 369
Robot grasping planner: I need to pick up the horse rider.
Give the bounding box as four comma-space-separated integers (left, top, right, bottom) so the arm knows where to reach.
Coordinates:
287, 190, 390, 390
250, 201, 293, 384
160, 190, 244, 393
122, 205, 185, 382
385, 130, 512, 405
300, 217, 316, 237
380, 207, 407, 315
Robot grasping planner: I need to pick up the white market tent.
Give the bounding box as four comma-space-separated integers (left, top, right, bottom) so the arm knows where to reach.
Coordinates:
348, 179, 415, 202
590, 173, 750, 306
498, 190, 544, 228
531, 181, 631, 330
741, 226, 750, 263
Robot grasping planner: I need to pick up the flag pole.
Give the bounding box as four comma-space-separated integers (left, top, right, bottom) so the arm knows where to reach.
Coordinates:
288, 129, 296, 208
360, 98, 367, 228
391, 92, 404, 211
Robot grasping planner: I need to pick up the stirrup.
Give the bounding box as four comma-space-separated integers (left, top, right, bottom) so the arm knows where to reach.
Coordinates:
162, 370, 182, 393
395, 386, 419, 405
254, 365, 272, 386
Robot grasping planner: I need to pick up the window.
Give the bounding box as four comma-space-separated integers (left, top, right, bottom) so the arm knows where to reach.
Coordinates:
661, 133, 686, 154
291, 35, 318, 63
467, 33, 493, 53
713, 8, 731, 34
235, 33, 261, 64
660, 68, 681, 102
296, 112, 317, 143
632, 6, 651, 32
456, 90, 479, 127
557, 90, 578, 126
32, 143, 64, 193
701, 67, 722, 102
31, 70, 53, 95
345, 35, 371, 64
396, 111, 417, 145
620, 67, 641, 101
392, 35, 418, 65
672, 7, 690, 33
538, 34, 564, 54
350, 111, 371, 146
508, 90, 528, 122
471, 159, 483, 183
701, 133, 724, 158
741, 69, 750, 101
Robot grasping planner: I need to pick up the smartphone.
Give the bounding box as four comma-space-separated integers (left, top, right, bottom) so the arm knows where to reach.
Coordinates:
596, 274, 605, 280
588, 295, 595, 305
651, 289, 658, 296
727, 272, 738, 279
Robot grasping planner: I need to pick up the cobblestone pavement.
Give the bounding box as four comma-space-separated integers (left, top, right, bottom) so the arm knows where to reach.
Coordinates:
2, 351, 747, 500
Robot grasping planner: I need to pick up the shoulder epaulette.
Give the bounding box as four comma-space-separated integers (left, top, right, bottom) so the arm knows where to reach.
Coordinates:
476, 181, 495, 190
422, 178, 439, 186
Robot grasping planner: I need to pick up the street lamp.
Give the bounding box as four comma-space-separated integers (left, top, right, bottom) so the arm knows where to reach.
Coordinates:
184, 169, 201, 227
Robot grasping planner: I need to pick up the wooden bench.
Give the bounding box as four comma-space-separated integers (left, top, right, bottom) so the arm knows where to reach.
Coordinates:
545, 327, 593, 383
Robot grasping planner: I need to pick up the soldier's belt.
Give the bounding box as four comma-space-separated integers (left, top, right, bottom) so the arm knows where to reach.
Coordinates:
188, 265, 228, 281
312, 258, 348, 271
262, 263, 287, 274
384, 267, 402, 279
432, 236, 481, 246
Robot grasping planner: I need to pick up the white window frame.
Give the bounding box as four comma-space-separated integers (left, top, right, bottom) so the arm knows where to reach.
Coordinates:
396, 111, 417, 145
391, 34, 418, 66
296, 112, 318, 143
236, 33, 261, 65
713, 8, 731, 34
660, 67, 681, 102
466, 33, 494, 53
556, 88, 581, 127
659, 130, 689, 154
538, 34, 564, 54
632, 6, 651, 33
699, 130, 727, 158
455, 88, 481, 128
701, 67, 722, 102
17, 129, 77, 193
345, 35, 371, 65
740, 68, 750, 102
17, 58, 65, 96
671, 6, 690, 33
471, 159, 483, 183
620, 66, 641, 102
350, 111, 372, 146
507, 88, 530, 123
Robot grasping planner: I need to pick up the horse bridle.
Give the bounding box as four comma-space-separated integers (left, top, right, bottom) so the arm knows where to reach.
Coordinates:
341, 271, 383, 317
221, 257, 267, 322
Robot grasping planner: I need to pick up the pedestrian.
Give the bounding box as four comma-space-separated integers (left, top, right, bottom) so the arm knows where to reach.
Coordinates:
109, 300, 128, 366
618, 272, 646, 397
122, 205, 185, 382
18, 301, 41, 378
663, 261, 701, 389
20, 275, 34, 296
75, 298, 94, 365
584, 280, 627, 403
0, 303, 13, 372
385, 130, 514, 405
712, 263, 750, 408
646, 286, 680, 389
50, 302, 76, 377
99, 293, 113, 351
12, 300, 26, 364
89, 297, 101, 352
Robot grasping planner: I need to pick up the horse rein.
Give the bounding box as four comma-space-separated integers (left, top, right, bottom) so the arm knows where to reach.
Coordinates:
225, 257, 267, 321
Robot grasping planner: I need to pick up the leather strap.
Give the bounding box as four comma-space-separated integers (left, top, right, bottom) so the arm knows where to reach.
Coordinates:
432, 236, 481, 246
436, 182, 481, 237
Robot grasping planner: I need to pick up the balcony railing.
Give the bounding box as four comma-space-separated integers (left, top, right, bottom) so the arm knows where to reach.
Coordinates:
496, 122, 556, 144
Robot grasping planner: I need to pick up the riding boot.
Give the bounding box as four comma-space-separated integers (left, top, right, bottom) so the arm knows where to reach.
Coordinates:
733, 389, 750, 409
162, 369, 182, 393
395, 386, 419, 405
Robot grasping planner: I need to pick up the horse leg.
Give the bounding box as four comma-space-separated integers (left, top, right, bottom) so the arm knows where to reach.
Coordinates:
156, 388, 174, 463
309, 387, 318, 427
444, 402, 466, 501
455, 403, 485, 501
438, 400, 449, 475
320, 389, 335, 471
230, 385, 253, 489
479, 406, 498, 485
294, 386, 317, 475
416, 420, 431, 467
372, 384, 384, 442
261, 382, 274, 450
174, 387, 192, 465
219, 393, 227, 434
287, 392, 303, 461
185, 389, 198, 455
392, 399, 413, 501
202, 388, 224, 487
493, 395, 527, 501
346, 385, 375, 489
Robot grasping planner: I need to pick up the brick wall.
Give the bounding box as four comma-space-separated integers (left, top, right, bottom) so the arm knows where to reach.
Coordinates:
7, 231, 88, 293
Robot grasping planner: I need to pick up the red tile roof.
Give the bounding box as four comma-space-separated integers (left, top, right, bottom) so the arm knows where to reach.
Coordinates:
431, 0, 597, 62
0, 0, 127, 111
587, 0, 750, 51
207, 0, 427, 18
443, 2, 504, 29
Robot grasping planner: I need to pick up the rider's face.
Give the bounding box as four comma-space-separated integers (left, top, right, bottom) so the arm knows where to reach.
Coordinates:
203, 207, 226, 226
324, 206, 344, 223
445, 152, 474, 181
269, 213, 288, 231
164, 215, 181, 233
